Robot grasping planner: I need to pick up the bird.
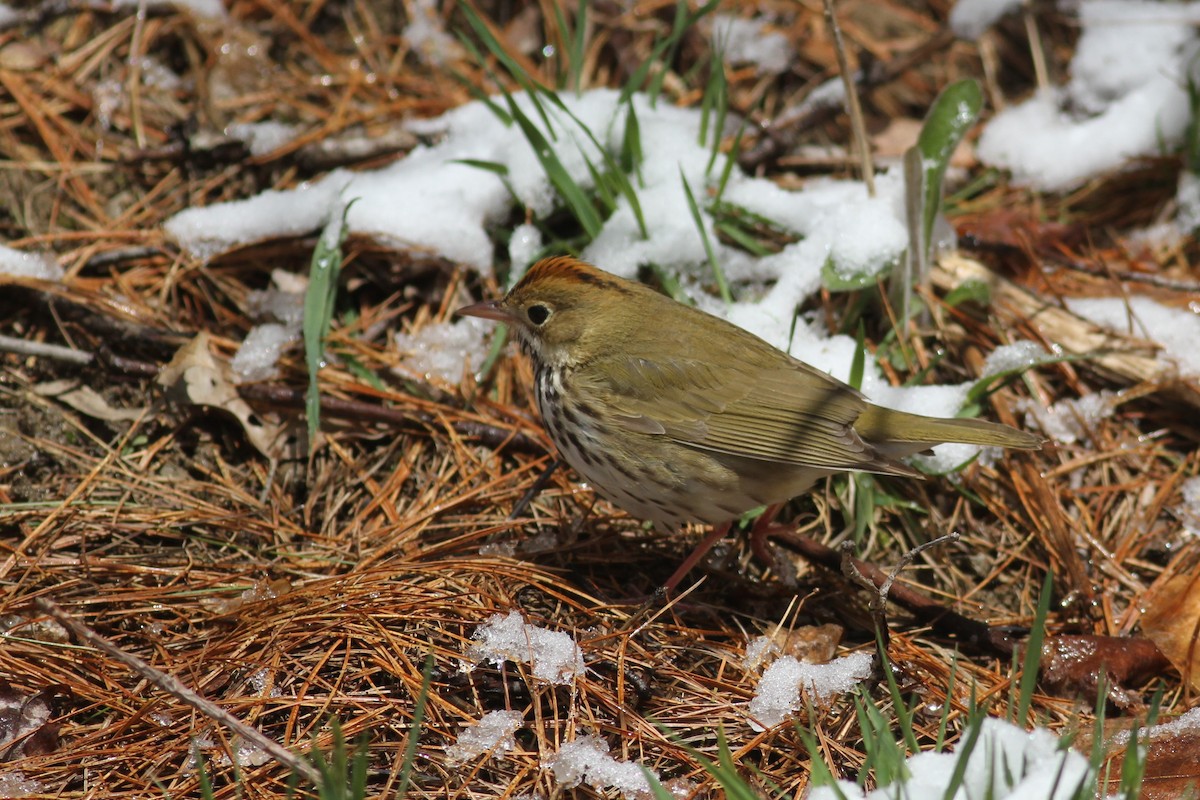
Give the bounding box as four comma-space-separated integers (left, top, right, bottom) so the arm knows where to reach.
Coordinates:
458, 256, 1041, 592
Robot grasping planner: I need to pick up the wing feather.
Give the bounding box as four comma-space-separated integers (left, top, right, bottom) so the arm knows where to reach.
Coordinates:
574, 353, 892, 471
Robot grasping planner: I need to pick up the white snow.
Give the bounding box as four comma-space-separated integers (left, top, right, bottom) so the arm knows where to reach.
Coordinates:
0, 244, 63, 281
1179, 475, 1200, 536
227, 121, 300, 157
166, 176, 352, 262
446, 709, 524, 765
1018, 390, 1118, 445
466, 611, 585, 685
744, 635, 781, 670
403, 0, 464, 66
508, 223, 544, 274
710, 14, 793, 74
394, 316, 492, 384
977, 1, 1199, 191
544, 735, 657, 798
1177, 172, 1200, 234
111, 0, 226, 18
1065, 295, 1200, 377
748, 651, 873, 730
1111, 706, 1200, 746
949, 0, 1024, 39
809, 717, 1099, 800
0, 771, 42, 797
231, 323, 297, 382
231, 271, 307, 382
982, 340, 1057, 377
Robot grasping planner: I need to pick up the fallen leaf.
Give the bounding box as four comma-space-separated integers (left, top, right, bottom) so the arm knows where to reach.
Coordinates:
1039, 634, 1170, 708
772, 624, 843, 664
1098, 711, 1200, 799
1141, 570, 1200, 692
33, 380, 146, 422
157, 332, 289, 460
0, 681, 63, 761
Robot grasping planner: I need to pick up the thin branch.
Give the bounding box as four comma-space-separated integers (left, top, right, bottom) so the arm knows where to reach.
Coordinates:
823, 0, 875, 195
34, 597, 323, 786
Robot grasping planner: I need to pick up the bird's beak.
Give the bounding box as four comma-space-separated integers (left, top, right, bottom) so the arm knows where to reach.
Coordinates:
456, 299, 511, 322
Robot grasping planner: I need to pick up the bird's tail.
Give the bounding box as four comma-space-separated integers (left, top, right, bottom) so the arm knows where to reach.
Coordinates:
856, 404, 1043, 456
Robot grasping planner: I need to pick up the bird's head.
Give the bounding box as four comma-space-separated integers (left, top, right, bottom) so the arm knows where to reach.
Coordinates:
458, 256, 634, 369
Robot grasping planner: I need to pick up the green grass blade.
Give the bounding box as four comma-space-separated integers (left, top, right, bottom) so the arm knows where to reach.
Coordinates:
916, 79, 982, 255
619, 0, 720, 106
680, 169, 732, 305
641, 767, 676, 800
396, 654, 435, 797
935, 654, 958, 751
701, 57, 729, 175
849, 321, 866, 391
876, 631, 919, 754
941, 715, 984, 800
798, 725, 849, 798
459, 3, 555, 131
713, 118, 747, 202
445, 42, 512, 125
504, 94, 603, 240
538, 89, 648, 238
303, 200, 355, 446
620, 95, 643, 183
1016, 572, 1054, 725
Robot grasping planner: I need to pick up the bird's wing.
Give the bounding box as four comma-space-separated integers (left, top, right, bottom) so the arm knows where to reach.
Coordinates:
577, 353, 891, 471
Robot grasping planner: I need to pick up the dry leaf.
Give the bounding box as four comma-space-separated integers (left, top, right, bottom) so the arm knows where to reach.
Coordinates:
156, 332, 288, 460
772, 624, 843, 664
1099, 714, 1200, 799
33, 379, 146, 422
1141, 570, 1200, 691
1039, 634, 1170, 708
202, 577, 294, 615
0, 681, 62, 761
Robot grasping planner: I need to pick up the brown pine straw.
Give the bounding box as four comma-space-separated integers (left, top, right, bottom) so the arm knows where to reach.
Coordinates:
0, 0, 1198, 797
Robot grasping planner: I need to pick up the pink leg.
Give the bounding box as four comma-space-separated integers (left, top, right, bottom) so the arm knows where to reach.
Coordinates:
748, 503, 785, 564
662, 521, 734, 594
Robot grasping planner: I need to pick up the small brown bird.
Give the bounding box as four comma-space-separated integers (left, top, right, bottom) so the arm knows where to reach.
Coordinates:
460, 256, 1040, 590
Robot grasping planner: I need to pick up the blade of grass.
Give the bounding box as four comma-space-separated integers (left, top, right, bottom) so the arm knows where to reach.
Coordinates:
504, 93, 603, 240
1015, 572, 1054, 725
680, 169, 732, 305
618, 0, 720, 106
849, 321, 866, 391
459, 3, 555, 131
916, 80, 982, 254
396, 655, 435, 797
303, 200, 355, 446
538, 90, 648, 238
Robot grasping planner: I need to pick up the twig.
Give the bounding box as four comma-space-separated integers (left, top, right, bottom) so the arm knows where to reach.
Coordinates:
0, 334, 93, 365
0, 334, 548, 453
823, 0, 874, 196
1023, 1, 1050, 92
33, 597, 323, 786
508, 457, 562, 519
771, 527, 1018, 655
739, 28, 954, 169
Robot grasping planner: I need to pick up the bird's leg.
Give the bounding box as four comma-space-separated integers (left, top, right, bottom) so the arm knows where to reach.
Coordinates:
661, 521, 734, 594
748, 503, 798, 587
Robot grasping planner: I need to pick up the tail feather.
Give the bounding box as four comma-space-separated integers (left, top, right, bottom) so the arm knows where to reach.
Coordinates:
857, 404, 1043, 451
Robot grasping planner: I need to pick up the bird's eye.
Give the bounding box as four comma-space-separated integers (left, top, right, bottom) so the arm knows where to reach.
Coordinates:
527, 304, 551, 326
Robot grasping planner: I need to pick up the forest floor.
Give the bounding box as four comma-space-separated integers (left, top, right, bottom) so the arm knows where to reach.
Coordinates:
0, 0, 1198, 798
